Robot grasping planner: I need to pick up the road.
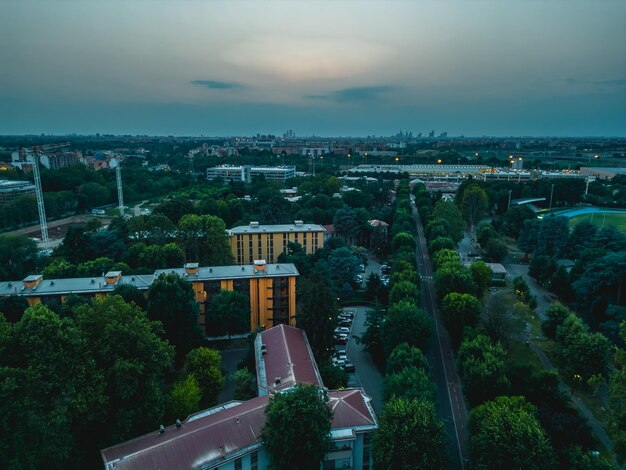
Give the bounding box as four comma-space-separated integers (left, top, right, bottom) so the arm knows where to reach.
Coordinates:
346, 305, 384, 416
412, 196, 468, 469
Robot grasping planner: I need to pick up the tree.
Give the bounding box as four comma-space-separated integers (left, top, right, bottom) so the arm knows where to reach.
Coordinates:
609, 324, 626, 461
501, 205, 536, 238
381, 301, 431, 356
432, 248, 460, 270
476, 221, 497, 248
72, 295, 174, 456
43, 259, 77, 279
373, 397, 445, 469
461, 184, 488, 232
147, 273, 204, 356
297, 267, 340, 363
233, 368, 256, 400
185, 347, 225, 405
357, 306, 385, 367
470, 260, 492, 297
428, 236, 455, 254
332, 206, 358, 242
0, 234, 39, 281
542, 302, 573, 339
327, 247, 360, 287
441, 292, 481, 347
384, 366, 434, 402
0, 295, 29, 323
386, 342, 428, 374
431, 200, 464, 242
318, 363, 348, 390
481, 292, 516, 346
435, 263, 476, 299
469, 396, 556, 470
391, 231, 415, 252
388, 280, 420, 304
485, 238, 508, 262
112, 284, 147, 310
565, 221, 598, 258
262, 384, 332, 470
169, 374, 201, 420
177, 214, 234, 265
458, 334, 509, 405
206, 290, 250, 337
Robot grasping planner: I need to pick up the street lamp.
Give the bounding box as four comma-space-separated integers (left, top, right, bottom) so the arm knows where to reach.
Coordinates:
507, 189, 513, 211
549, 183, 555, 211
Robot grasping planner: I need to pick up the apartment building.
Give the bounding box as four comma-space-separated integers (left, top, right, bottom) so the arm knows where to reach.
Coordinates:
101, 324, 377, 470
206, 165, 296, 183
228, 220, 326, 264
0, 261, 299, 334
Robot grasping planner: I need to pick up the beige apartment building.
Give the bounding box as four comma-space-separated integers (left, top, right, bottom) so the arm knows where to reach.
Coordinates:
228, 220, 326, 264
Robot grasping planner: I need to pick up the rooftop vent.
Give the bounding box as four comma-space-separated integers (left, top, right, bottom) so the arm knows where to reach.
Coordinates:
294, 220, 304, 226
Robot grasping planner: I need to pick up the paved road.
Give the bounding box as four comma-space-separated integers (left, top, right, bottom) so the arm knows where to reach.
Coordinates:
346, 306, 384, 416
218, 348, 248, 404
412, 197, 468, 469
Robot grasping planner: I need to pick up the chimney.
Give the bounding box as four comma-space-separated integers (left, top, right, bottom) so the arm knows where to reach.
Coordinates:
254, 260, 266, 272
104, 271, 122, 285
22, 274, 43, 289
274, 377, 281, 386
184, 262, 199, 276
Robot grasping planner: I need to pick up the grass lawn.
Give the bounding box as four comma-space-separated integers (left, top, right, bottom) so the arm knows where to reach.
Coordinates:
507, 340, 544, 370
569, 212, 626, 234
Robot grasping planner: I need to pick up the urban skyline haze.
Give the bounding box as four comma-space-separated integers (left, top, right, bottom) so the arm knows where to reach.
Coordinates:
1, 0, 625, 137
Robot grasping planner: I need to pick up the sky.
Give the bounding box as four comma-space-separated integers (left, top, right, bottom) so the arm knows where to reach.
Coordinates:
1, 0, 625, 137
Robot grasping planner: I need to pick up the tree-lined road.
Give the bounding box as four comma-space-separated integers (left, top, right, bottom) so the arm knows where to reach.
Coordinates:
412, 196, 469, 469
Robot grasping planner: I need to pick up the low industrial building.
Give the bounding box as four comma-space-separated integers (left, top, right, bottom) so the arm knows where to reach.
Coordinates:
206, 165, 296, 183
227, 221, 326, 264
0, 261, 299, 334
101, 324, 377, 470
0, 179, 36, 203
580, 167, 626, 181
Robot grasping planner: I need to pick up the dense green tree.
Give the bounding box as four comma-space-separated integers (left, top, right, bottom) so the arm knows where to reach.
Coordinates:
476, 221, 497, 248
501, 204, 536, 237
431, 199, 464, 242
169, 374, 201, 420
384, 366, 434, 402
386, 342, 428, 374
43, 258, 77, 279
297, 267, 340, 363
0, 295, 29, 323
542, 303, 573, 339
177, 214, 234, 265
233, 368, 256, 400
327, 246, 361, 287
556, 314, 611, 381
0, 234, 39, 281
428, 235, 455, 254
381, 300, 431, 356
138, 243, 185, 270
391, 231, 416, 252
206, 289, 250, 337
435, 262, 476, 298
485, 237, 508, 262
357, 306, 386, 367
470, 260, 492, 296
373, 397, 445, 470
481, 292, 517, 346
185, 347, 225, 405
388, 280, 420, 305
153, 197, 195, 224
425, 218, 450, 241
147, 272, 204, 356
319, 363, 348, 390
262, 384, 332, 470
112, 284, 147, 310
441, 292, 481, 347
332, 206, 359, 242
469, 396, 556, 470
609, 324, 626, 461
461, 184, 489, 232
458, 334, 509, 404
432, 248, 460, 270
565, 221, 598, 258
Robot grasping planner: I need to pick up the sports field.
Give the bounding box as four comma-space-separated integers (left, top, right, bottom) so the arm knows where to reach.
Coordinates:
569, 212, 626, 234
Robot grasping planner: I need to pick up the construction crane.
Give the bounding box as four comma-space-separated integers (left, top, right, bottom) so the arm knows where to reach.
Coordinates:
115, 158, 124, 217
30, 148, 50, 253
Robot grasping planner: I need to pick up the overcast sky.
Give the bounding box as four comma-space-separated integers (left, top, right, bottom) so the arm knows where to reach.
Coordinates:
1, 0, 625, 136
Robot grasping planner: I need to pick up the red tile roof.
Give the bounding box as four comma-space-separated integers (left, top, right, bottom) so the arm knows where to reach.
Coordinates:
328, 389, 377, 429
257, 324, 323, 392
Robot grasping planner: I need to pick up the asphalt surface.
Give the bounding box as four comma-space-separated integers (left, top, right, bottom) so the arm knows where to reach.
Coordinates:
412, 196, 468, 469
218, 347, 248, 404
346, 305, 384, 416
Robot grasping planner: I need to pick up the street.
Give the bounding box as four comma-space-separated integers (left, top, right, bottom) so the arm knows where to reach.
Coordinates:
413, 197, 468, 469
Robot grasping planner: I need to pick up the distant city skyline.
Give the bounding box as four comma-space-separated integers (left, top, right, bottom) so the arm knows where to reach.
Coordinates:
1, 0, 625, 137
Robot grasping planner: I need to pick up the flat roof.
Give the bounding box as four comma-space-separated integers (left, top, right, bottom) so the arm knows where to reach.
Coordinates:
228, 222, 326, 235
154, 263, 299, 281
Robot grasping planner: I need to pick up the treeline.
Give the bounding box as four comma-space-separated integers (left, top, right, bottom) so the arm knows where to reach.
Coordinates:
415, 183, 613, 469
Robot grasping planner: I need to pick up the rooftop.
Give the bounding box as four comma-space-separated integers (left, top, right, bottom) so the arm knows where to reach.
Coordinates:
154, 263, 299, 281
228, 221, 326, 235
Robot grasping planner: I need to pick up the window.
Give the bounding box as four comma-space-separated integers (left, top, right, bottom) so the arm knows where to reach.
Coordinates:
282, 233, 288, 254
248, 236, 254, 263
258, 234, 263, 259
234, 457, 242, 470
236, 234, 243, 264
302, 232, 307, 252
314, 231, 319, 251
363, 433, 371, 469
250, 451, 258, 470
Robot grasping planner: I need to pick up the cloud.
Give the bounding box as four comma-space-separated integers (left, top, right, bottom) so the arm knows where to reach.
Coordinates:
565, 78, 626, 86
190, 80, 243, 89
306, 85, 394, 103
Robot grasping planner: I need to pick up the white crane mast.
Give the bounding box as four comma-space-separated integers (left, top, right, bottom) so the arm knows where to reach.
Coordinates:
116, 159, 124, 217
31, 150, 50, 253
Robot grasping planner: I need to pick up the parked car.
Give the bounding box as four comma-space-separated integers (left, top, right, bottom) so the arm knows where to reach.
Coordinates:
343, 362, 355, 373
341, 311, 355, 319
333, 352, 348, 362
359, 264, 366, 273
334, 326, 350, 335
381, 264, 391, 275
334, 334, 348, 345
339, 319, 351, 327
333, 358, 347, 367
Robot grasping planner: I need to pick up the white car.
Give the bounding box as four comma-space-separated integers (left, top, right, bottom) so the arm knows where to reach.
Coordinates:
334, 326, 350, 335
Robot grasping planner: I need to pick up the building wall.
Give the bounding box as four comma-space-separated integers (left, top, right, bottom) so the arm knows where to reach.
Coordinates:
230, 230, 324, 264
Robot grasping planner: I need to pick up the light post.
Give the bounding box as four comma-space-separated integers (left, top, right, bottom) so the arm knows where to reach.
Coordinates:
507, 189, 513, 211
549, 183, 555, 211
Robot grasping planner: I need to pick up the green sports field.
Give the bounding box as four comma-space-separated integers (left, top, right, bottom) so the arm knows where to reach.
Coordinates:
569, 212, 626, 234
